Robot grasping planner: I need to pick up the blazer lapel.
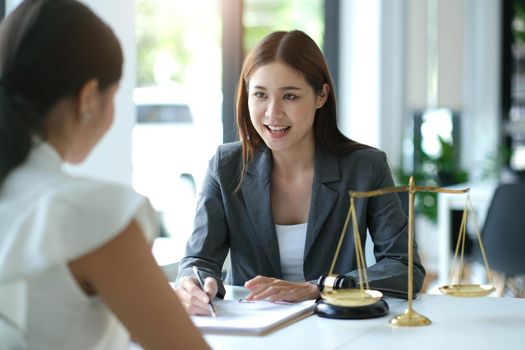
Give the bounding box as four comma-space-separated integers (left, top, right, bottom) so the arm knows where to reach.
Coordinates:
241, 148, 281, 276
304, 145, 341, 259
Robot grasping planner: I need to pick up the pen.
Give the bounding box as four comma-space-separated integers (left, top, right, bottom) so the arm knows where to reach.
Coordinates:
192, 266, 217, 317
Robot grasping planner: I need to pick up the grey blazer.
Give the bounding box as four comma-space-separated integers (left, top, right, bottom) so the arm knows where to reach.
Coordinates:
178, 142, 425, 298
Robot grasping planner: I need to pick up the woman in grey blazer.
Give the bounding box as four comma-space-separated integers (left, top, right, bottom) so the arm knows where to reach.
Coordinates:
175, 30, 425, 316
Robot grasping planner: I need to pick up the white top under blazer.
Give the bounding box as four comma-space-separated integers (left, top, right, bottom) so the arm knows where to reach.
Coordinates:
275, 223, 307, 282
0, 141, 157, 350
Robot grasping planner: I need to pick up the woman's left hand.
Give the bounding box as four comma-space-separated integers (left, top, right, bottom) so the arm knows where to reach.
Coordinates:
244, 275, 319, 302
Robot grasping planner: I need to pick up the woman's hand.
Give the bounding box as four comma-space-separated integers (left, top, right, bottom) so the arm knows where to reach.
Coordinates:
244, 276, 319, 302
175, 276, 218, 316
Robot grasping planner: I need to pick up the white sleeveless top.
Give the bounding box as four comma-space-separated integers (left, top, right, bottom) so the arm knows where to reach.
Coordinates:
275, 223, 307, 282
0, 142, 158, 350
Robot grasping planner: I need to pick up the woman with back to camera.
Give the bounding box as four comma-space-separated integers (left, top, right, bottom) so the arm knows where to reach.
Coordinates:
175, 30, 426, 316
0, 1, 209, 349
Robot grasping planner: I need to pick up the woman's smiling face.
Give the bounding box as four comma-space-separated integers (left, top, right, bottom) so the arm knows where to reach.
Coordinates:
247, 60, 328, 155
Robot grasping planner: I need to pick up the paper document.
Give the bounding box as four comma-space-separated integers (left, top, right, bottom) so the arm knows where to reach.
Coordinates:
191, 299, 316, 335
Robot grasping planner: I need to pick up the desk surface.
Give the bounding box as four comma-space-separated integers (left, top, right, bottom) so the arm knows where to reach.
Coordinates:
205, 286, 525, 350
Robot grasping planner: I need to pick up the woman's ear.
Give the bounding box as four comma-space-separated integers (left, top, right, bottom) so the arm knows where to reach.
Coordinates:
316, 83, 330, 109
76, 79, 99, 122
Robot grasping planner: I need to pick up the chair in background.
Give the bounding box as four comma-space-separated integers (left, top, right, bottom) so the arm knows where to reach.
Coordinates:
472, 183, 525, 297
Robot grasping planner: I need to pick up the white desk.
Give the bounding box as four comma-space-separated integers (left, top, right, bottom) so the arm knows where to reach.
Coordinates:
205, 286, 525, 350
436, 181, 496, 286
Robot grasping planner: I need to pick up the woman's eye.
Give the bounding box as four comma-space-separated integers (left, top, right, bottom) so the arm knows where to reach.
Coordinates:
253, 91, 266, 98
283, 94, 297, 100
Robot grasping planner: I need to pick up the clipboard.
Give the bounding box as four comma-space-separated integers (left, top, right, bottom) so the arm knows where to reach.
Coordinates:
191, 299, 316, 336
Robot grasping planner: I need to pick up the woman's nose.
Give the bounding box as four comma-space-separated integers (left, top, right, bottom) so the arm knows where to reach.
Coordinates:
265, 99, 283, 119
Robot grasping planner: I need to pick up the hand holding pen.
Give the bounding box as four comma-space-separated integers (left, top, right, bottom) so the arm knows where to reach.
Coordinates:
192, 266, 217, 317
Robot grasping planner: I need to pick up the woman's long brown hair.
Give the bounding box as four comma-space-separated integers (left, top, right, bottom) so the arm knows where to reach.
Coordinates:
235, 30, 367, 190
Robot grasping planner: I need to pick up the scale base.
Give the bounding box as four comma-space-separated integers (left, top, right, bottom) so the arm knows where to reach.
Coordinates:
389, 308, 431, 326
314, 299, 389, 319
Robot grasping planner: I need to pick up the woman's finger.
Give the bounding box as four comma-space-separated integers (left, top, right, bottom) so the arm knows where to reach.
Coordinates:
244, 275, 274, 289
203, 277, 218, 299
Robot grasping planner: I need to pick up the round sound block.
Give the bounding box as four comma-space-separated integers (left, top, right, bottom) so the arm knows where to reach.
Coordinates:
314, 298, 389, 319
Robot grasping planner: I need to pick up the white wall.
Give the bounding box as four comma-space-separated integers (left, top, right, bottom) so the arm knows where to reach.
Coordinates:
437, 0, 464, 109
339, 0, 380, 150
378, 1, 407, 169
406, 0, 428, 110
406, 0, 465, 110
462, 0, 501, 180
339, 0, 406, 169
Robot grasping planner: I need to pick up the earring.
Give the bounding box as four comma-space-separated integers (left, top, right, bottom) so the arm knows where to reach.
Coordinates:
82, 112, 91, 124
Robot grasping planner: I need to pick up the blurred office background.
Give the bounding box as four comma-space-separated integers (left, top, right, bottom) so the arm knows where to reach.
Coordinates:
3, 0, 524, 295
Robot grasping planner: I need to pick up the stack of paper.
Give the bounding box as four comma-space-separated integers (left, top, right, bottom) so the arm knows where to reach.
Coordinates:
191, 299, 316, 335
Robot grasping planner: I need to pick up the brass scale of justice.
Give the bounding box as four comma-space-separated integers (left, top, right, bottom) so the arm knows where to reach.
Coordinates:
315, 176, 495, 326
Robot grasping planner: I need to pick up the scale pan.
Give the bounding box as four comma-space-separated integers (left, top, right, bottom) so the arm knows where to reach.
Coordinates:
439, 284, 495, 297
321, 289, 383, 307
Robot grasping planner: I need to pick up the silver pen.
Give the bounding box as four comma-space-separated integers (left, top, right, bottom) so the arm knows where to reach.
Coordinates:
192, 266, 217, 317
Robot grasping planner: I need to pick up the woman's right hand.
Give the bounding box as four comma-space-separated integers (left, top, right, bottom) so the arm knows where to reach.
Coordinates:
175, 276, 218, 316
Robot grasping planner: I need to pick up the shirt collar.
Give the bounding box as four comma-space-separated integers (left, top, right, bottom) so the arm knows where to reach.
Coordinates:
28, 140, 63, 172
